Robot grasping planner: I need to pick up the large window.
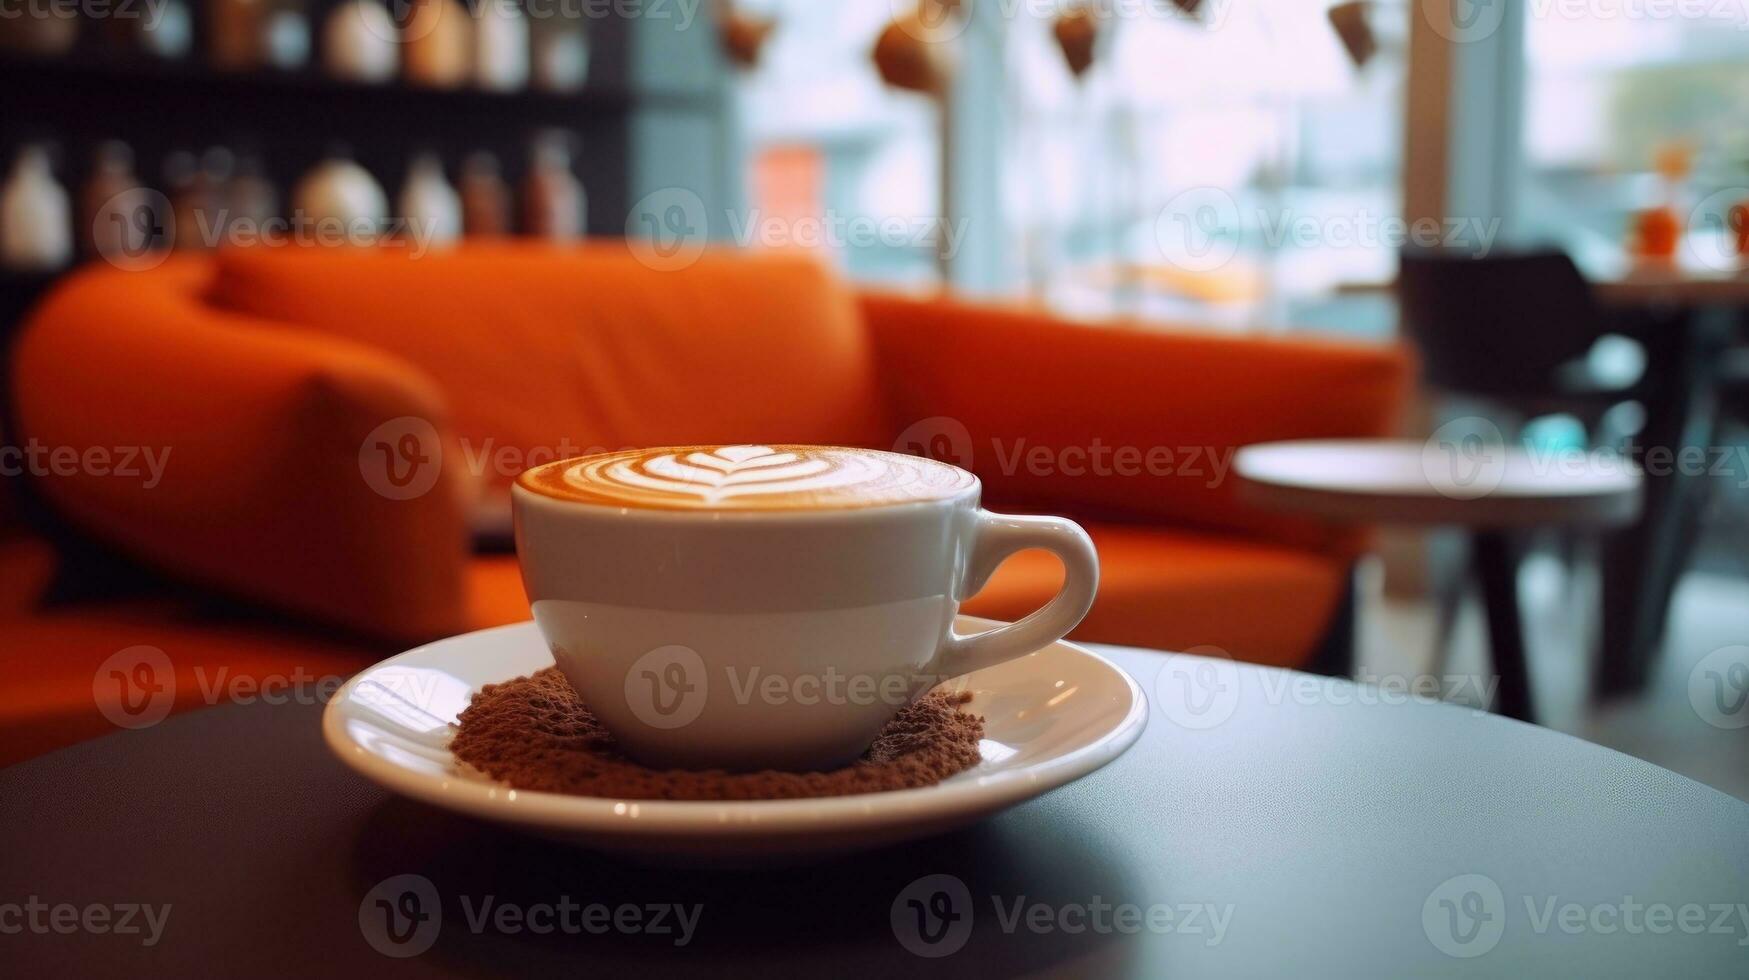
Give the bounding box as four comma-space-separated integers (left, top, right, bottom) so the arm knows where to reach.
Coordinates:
1519, 6, 1749, 270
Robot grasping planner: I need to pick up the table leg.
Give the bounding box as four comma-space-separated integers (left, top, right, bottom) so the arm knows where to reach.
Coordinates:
1597, 308, 1724, 699
1474, 531, 1535, 723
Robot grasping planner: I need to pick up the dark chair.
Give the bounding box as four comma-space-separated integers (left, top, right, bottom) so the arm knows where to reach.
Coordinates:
1397, 248, 1648, 424
1396, 249, 1652, 715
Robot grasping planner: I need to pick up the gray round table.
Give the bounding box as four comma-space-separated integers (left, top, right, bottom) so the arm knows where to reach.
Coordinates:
2, 643, 1744, 978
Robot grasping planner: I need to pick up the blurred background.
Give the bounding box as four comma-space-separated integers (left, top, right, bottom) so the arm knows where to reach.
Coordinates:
1, 0, 1746, 796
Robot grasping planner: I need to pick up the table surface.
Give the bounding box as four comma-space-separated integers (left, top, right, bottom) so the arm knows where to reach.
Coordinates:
1235, 439, 1644, 529
3, 644, 1745, 979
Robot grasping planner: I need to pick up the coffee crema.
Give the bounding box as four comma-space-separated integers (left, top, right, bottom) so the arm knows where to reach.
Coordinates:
517, 445, 977, 512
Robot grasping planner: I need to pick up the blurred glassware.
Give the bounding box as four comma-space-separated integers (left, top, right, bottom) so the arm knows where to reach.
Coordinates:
399, 152, 463, 247
403, 0, 472, 88
0, 144, 73, 272
264, 0, 312, 69
472, 0, 530, 91
0, 6, 79, 56
1631, 142, 1694, 264
530, 14, 589, 91
322, 0, 398, 83
209, 0, 269, 70
293, 149, 387, 233
141, 0, 195, 59
460, 151, 512, 236
521, 131, 584, 240
80, 142, 149, 261
229, 151, 279, 230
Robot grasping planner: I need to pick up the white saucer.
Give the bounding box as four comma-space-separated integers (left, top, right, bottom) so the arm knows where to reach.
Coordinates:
322, 618, 1147, 861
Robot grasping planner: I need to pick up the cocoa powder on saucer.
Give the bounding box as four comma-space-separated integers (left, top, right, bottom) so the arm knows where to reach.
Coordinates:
450, 667, 985, 800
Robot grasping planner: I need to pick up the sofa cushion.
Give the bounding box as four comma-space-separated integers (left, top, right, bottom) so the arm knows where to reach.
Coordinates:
465, 522, 1344, 670
212, 243, 893, 487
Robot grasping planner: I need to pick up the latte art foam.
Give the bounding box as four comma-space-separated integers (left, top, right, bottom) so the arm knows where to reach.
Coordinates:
518, 445, 977, 511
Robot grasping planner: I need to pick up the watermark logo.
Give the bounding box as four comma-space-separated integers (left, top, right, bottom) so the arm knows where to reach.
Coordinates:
890, 0, 972, 42
1423, 0, 1508, 42
1690, 645, 1749, 730
626, 187, 709, 272
92, 646, 175, 730
1423, 873, 1506, 958
892, 874, 975, 958
1423, 417, 1508, 499
624, 644, 709, 729
0, 440, 171, 488
1155, 187, 1241, 274
1689, 189, 1749, 273
360, 874, 442, 958
1153, 646, 1241, 731
92, 188, 172, 271
894, 416, 977, 470
359, 416, 444, 501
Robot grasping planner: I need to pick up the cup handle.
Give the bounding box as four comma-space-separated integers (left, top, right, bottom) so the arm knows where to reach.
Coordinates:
936, 511, 1100, 678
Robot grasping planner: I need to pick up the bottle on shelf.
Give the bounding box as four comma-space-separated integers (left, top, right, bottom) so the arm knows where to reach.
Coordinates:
530, 15, 589, 92
263, 0, 312, 70
473, 0, 530, 92
81, 141, 151, 263
229, 151, 279, 232
140, 0, 196, 59
398, 153, 462, 248
209, 0, 268, 71
522, 131, 584, 241
165, 150, 221, 250
403, 0, 472, 88
460, 151, 512, 237
0, 144, 73, 273
322, 0, 399, 84
293, 148, 387, 235
0, 7, 79, 57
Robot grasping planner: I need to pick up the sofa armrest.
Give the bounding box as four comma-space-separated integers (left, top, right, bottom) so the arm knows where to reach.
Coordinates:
860, 292, 1413, 554
10, 259, 472, 642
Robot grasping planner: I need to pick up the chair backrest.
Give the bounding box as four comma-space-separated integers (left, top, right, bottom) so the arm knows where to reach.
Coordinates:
1396, 248, 1603, 398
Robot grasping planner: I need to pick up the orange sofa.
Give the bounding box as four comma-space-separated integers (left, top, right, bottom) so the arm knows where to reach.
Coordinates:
0, 243, 1409, 766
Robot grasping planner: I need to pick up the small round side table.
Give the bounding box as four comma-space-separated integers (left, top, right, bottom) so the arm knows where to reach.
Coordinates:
1235, 439, 1643, 722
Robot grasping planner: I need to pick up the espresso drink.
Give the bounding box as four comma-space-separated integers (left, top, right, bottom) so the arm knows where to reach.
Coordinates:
517, 444, 977, 512
514, 444, 1097, 771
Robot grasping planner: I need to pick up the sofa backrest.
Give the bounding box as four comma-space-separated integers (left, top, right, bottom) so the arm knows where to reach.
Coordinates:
211, 243, 893, 487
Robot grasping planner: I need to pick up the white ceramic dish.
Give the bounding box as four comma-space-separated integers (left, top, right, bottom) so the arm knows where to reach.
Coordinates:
322, 618, 1147, 862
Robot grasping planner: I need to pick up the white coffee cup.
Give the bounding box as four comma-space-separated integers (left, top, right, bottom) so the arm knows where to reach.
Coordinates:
513, 445, 1098, 772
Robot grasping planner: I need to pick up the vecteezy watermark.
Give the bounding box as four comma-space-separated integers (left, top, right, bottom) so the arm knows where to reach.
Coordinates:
725, 209, 969, 262
890, 874, 1233, 959
622, 644, 957, 730
1689, 189, 1749, 273
623, 187, 971, 273
369, 0, 700, 44
95, 193, 446, 271
0, 0, 168, 28
1152, 646, 1500, 731
0, 440, 171, 489
1424, 0, 1749, 44
359, 874, 702, 959
0, 898, 172, 948
1689, 646, 1749, 730
92, 646, 440, 732
894, 418, 1236, 488
1423, 873, 1749, 958
1154, 188, 1500, 273
357, 419, 659, 500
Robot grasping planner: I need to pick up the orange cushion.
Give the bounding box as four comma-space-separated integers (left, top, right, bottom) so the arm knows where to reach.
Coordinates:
212, 243, 893, 489
0, 605, 377, 768
463, 522, 1344, 670
862, 292, 1411, 555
